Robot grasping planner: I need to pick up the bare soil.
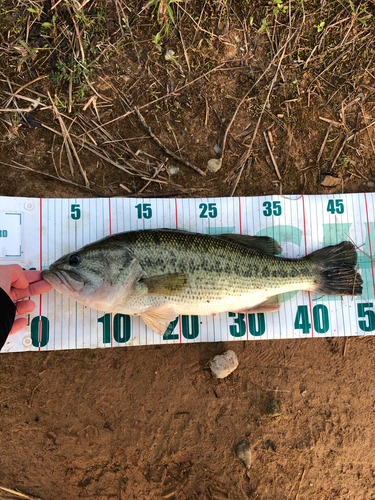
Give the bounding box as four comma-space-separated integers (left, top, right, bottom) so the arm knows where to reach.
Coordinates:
1, 1, 375, 499
2, 336, 375, 500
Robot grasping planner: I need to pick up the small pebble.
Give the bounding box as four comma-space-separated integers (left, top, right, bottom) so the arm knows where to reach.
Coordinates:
164, 49, 175, 61
209, 350, 238, 379
262, 439, 275, 451
267, 398, 283, 417
207, 158, 222, 173
296, 438, 313, 450
235, 439, 251, 469
214, 143, 222, 154
321, 175, 341, 187
367, 181, 375, 188
168, 165, 180, 175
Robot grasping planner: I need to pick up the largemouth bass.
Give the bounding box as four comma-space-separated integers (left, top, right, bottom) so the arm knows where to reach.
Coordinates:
41, 230, 363, 334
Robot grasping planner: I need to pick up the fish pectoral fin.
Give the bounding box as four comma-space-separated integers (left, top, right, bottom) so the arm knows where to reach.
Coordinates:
141, 305, 178, 335
233, 295, 283, 314
216, 234, 282, 256
141, 273, 188, 296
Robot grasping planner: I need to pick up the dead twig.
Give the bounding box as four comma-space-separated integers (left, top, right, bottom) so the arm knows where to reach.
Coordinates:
295, 469, 306, 500
81, 62, 228, 137
115, 0, 140, 65
204, 95, 209, 127
220, 37, 293, 161
0, 106, 44, 113
309, 49, 351, 88
66, 3, 85, 64
286, 474, 300, 500
138, 160, 168, 194
319, 116, 342, 127
349, 119, 375, 140
140, 176, 172, 185
227, 29, 293, 195
136, 188, 207, 198
263, 131, 281, 180
0, 161, 104, 196
361, 107, 375, 156
119, 183, 132, 193
13, 75, 48, 95
178, 28, 190, 73
228, 163, 245, 197
134, 107, 206, 177
48, 92, 89, 186
50, 134, 59, 177
68, 80, 73, 114
2, 92, 51, 112
0, 485, 44, 500
327, 135, 348, 174
40, 123, 140, 177
317, 124, 332, 163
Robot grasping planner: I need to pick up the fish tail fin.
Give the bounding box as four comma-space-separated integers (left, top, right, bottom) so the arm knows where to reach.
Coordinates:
306, 241, 363, 296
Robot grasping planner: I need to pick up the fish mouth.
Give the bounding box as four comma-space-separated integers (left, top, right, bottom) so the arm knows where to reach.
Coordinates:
42, 269, 84, 294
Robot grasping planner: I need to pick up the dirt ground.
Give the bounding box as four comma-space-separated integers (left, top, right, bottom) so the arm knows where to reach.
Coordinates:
2, 336, 375, 500
1, 0, 375, 499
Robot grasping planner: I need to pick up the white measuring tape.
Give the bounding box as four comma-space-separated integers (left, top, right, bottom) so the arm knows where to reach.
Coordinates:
1, 193, 374, 353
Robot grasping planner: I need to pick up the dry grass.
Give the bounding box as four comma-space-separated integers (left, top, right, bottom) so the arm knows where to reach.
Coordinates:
0, 485, 44, 500
0, 0, 375, 197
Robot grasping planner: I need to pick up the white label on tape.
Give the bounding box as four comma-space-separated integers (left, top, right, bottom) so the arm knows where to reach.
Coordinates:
0, 212, 22, 259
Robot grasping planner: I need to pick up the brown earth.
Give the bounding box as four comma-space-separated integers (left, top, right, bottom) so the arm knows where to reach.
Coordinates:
1, 1, 375, 499
1, 337, 375, 500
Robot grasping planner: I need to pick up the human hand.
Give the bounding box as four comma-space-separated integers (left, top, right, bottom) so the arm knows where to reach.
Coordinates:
0, 264, 52, 334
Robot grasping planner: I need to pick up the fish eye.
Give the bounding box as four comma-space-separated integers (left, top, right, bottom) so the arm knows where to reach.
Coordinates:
68, 254, 81, 266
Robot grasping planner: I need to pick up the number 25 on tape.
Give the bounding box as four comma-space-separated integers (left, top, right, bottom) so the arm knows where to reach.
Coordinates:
199, 203, 217, 219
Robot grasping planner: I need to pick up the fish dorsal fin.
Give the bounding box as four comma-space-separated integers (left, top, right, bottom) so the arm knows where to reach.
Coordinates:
216, 234, 282, 256
141, 305, 178, 335
141, 273, 188, 296
233, 294, 283, 314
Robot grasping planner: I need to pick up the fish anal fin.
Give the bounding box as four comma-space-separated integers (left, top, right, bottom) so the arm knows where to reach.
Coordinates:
216, 234, 282, 256
141, 273, 188, 296
141, 305, 178, 335
232, 295, 283, 314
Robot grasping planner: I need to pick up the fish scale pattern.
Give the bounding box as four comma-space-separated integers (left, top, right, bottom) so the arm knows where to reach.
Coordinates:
113, 230, 319, 314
